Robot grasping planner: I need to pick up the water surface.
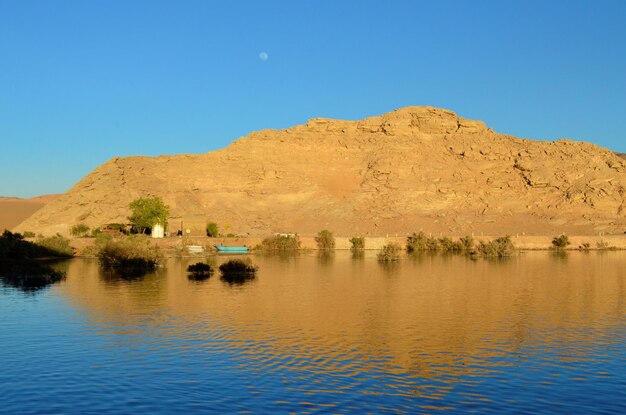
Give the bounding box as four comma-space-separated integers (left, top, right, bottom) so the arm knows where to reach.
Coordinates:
1, 252, 625, 414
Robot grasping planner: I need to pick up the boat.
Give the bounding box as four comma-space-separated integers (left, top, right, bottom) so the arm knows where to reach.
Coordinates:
214, 245, 248, 253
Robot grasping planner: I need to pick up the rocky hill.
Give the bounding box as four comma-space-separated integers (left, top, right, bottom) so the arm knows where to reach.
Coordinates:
15, 107, 626, 236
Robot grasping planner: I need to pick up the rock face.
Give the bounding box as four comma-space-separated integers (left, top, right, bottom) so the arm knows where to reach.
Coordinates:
15, 107, 626, 236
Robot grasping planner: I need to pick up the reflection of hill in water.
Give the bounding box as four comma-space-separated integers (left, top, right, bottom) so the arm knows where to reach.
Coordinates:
59, 253, 626, 377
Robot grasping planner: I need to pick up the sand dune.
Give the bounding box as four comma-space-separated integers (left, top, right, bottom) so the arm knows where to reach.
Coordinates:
0, 195, 61, 232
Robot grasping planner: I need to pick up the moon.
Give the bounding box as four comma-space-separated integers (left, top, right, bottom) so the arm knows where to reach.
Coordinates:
259, 51, 269, 61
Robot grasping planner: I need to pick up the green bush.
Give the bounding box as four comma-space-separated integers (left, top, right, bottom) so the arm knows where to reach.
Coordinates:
206, 222, 219, 237
406, 232, 429, 252
350, 237, 365, 250
377, 242, 401, 262
261, 234, 301, 252
315, 229, 335, 250
438, 237, 457, 251
475, 236, 515, 257
35, 234, 74, 257
97, 235, 163, 276
552, 234, 570, 249
91, 227, 102, 237
70, 223, 90, 237
459, 235, 475, 251
0, 231, 41, 260
407, 232, 474, 253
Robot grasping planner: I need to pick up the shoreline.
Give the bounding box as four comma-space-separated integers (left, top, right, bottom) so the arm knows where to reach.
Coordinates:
67, 234, 626, 256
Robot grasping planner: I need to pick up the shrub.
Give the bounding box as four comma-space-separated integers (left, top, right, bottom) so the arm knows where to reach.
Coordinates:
438, 237, 457, 251
596, 240, 613, 250
22, 231, 36, 238
579, 242, 591, 250
459, 235, 474, 251
128, 196, 169, 234
406, 232, 429, 252
206, 222, 219, 237
70, 223, 90, 237
187, 262, 214, 280
315, 229, 335, 250
97, 235, 163, 276
219, 259, 258, 284
0, 261, 65, 292
349, 237, 365, 251
377, 242, 401, 262
552, 234, 570, 249
91, 227, 102, 237
475, 236, 515, 257
104, 223, 128, 234
407, 232, 474, 253
219, 259, 257, 275
261, 234, 301, 252
35, 234, 74, 257
0, 231, 49, 260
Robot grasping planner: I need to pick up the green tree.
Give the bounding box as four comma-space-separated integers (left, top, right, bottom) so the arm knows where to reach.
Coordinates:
128, 196, 169, 234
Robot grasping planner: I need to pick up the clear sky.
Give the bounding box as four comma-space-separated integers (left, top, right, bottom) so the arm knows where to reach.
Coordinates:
1, 0, 625, 198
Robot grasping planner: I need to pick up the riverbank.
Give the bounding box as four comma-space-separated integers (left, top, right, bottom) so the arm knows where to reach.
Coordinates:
66, 234, 626, 256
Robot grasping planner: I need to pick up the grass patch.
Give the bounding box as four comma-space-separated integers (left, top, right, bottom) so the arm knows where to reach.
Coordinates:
377, 242, 401, 262
35, 234, 74, 257
97, 235, 163, 276
70, 223, 90, 237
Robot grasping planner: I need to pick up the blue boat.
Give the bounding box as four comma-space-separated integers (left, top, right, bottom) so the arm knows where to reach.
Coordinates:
215, 245, 248, 253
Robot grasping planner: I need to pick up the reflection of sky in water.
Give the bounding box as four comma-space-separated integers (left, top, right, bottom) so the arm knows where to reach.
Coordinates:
1, 252, 626, 413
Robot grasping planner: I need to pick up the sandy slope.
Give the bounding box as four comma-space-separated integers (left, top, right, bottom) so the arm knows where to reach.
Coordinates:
14, 106, 626, 236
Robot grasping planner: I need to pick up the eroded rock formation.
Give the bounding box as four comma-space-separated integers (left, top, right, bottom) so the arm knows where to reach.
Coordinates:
16, 107, 626, 236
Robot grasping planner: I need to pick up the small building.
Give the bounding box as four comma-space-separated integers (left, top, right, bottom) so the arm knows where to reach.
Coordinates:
152, 223, 165, 238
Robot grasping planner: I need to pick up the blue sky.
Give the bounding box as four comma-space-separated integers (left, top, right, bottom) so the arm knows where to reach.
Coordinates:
1, 0, 625, 197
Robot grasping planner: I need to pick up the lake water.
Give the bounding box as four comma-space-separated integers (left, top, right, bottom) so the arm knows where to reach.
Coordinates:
1, 252, 626, 414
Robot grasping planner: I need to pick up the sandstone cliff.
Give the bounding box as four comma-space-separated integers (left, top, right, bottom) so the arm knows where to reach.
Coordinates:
15, 107, 626, 236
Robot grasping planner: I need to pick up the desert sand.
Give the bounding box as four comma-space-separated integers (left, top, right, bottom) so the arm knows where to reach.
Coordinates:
0, 195, 60, 232
14, 106, 626, 237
